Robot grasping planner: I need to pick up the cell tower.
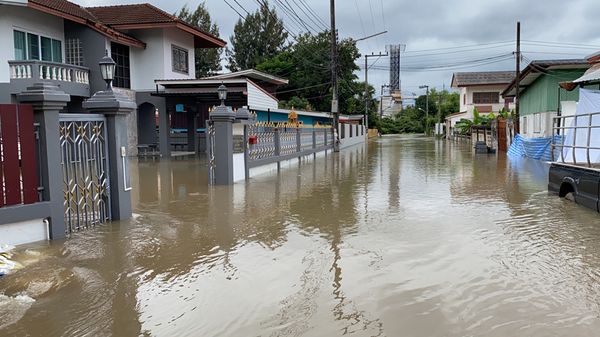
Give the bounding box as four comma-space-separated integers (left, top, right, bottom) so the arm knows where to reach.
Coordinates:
386, 44, 406, 94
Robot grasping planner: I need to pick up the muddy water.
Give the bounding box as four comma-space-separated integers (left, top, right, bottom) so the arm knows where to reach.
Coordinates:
2, 135, 600, 337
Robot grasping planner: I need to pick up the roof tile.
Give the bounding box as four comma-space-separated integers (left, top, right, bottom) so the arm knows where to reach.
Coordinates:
452, 71, 516, 87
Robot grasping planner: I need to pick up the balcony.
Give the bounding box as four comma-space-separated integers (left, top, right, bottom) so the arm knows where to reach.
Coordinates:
9, 60, 91, 97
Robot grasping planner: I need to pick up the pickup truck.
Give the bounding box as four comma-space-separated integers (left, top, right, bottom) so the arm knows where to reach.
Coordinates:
548, 162, 600, 212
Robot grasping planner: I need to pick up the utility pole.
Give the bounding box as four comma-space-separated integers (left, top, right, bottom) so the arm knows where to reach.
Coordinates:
330, 0, 339, 151
437, 91, 442, 136
364, 52, 388, 126
515, 21, 521, 134
419, 85, 429, 136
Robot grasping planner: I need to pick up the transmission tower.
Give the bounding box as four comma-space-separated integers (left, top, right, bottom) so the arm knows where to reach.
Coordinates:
386, 44, 406, 94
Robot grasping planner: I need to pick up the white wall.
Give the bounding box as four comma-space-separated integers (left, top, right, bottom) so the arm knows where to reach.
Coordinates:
0, 219, 47, 246
247, 80, 278, 110
0, 4, 64, 82
462, 85, 512, 119
129, 29, 165, 91
129, 28, 196, 91
162, 28, 195, 80
339, 123, 366, 149
519, 101, 577, 138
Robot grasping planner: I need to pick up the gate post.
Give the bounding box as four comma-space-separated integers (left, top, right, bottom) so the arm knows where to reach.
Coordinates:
83, 89, 136, 220
17, 82, 70, 239
209, 104, 236, 185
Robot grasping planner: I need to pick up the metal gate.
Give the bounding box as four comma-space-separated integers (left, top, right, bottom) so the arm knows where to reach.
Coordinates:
59, 114, 110, 233
206, 120, 216, 185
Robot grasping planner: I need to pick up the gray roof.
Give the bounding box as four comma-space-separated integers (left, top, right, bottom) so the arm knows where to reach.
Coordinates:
451, 71, 516, 87
502, 59, 589, 96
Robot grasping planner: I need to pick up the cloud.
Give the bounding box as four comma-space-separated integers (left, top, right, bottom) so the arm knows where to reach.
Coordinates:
73, 0, 600, 98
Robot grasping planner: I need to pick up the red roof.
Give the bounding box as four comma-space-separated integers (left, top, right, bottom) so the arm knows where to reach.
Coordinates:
30, 0, 97, 21
87, 4, 226, 48
28, 0, 145, 48
28, 0, 225, 49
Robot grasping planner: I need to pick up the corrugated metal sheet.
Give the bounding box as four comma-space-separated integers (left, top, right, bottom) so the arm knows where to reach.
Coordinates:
246, 80, 278, 111
520, 70, 585, 116
574, 63, 600, 83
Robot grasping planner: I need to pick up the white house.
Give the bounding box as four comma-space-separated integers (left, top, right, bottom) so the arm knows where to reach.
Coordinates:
446, 71, 515, 137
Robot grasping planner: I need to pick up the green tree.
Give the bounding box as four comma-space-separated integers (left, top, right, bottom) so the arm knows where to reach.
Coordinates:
227, 1, 288, 71
256, 31, 363, 114
177, 3, 222, 77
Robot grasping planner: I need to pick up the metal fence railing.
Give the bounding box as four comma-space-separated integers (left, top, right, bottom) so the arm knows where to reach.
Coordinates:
552, 112, 600, 168
243, 122, 334, 179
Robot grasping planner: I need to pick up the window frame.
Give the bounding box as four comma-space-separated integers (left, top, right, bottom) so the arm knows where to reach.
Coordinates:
533, 113, 542, 133
472, 92, 500, 104
14, 29, 62, 63
111, 42, 131, 89
171, 44, 189, 75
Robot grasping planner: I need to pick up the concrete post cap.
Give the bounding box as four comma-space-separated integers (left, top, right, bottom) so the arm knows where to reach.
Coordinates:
17, 82, 71, 107
83, 89, 136, 115
210, 105, 236, 122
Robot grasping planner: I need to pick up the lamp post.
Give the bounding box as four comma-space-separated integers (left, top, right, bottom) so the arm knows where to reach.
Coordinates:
419, 85, 429, 136
217, 83, 227, 106
99, 50, 116, 91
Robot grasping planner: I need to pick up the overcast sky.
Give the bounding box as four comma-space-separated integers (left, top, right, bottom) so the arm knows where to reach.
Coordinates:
76, 0, 600, 99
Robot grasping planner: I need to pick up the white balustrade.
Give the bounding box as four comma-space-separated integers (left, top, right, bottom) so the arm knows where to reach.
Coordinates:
10, 62, 89, 85
9, 64, 33, 79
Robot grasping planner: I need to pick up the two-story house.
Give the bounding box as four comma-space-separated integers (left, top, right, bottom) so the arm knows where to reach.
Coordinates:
446, 71, 515, 137
0, 0, 225, 156
501, 59, 590, 139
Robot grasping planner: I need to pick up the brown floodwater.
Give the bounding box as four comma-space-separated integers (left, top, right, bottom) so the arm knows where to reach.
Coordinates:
2, 135, 600, 337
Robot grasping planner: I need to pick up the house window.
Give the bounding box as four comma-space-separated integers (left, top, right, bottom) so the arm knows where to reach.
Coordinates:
65, 38, 83, 66
13, 30, 26, 60
111, 42, 130, 89
473, 92, 499, 104
522, 116, 528, 134
14, 30, 62, 62
533, 113, 542, 133
171, 45, 189, 74
27, 33, 39, 60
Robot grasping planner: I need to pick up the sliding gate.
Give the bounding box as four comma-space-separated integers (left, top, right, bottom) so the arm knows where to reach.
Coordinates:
59, 113, 110, 233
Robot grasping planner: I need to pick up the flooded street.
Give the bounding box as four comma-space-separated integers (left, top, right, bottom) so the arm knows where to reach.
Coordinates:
2, 135, 600, 337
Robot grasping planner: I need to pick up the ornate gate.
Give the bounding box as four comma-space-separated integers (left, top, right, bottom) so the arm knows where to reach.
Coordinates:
59, 114, 110, 233
206, 120, 216, 185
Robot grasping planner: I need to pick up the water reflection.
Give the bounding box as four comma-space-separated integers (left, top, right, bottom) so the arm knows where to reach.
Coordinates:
2, 136, 600, 337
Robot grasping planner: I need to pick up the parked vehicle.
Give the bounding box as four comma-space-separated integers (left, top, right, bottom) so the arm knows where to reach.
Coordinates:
549, 104, 600, 213
548, 163, 599, 212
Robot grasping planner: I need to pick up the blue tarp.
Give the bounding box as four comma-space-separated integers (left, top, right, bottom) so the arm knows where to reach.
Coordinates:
508, 134, 560, 161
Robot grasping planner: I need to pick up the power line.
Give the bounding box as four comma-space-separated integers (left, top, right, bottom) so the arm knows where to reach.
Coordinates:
292, 0, 328, 31
232, 0, 250, 16
272, 82, 332, 94
223, 0, 245, 19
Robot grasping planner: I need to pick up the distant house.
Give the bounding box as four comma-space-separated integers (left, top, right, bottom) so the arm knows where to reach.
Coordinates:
446, 71, 515, 137
502, 59, 589, 138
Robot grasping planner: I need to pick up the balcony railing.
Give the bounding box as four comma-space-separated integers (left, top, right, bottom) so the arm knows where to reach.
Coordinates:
8, 60, 91, 97
9, 60, 89, 84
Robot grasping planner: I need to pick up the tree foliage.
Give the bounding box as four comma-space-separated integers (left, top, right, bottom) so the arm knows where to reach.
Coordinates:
375, 90, 460, 135
256, 32, 366, 114
177, 3, 222, 77
227, 1, 288, 71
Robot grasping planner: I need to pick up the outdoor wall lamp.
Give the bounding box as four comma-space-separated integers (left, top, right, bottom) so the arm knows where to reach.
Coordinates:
99, 50, 116, 90
218, 83, 227, 105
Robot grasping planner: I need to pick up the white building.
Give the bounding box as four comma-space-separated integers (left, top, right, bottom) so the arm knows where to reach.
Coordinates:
446, 71, 515, 137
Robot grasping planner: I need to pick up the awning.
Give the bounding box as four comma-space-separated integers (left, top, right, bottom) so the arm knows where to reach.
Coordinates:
574, 63, 600, 83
